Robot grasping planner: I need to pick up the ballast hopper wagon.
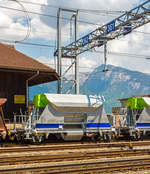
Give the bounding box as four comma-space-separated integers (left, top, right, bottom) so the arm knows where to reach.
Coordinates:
23, 94, 112, 142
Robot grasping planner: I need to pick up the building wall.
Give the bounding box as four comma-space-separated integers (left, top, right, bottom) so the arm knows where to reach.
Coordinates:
0, 71, 26, 119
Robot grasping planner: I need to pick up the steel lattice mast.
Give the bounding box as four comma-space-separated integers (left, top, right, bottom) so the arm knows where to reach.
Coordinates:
60, 0, 150, 58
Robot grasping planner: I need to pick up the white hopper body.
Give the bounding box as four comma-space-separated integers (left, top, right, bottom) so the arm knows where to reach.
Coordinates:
34, 94, 110, 141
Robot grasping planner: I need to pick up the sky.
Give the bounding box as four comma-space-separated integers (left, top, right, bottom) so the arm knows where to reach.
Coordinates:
0, 0, 150, 78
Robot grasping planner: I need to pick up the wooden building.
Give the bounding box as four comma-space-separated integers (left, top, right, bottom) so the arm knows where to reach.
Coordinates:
0, 43, 59, 118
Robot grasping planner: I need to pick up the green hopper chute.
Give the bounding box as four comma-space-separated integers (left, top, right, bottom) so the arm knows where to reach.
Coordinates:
33, 94, 49, 108
126, 98, 149, 109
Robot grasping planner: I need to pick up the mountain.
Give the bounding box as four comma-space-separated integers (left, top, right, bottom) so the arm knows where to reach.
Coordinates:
80, 65, 150, 113
29, 64, 150, 113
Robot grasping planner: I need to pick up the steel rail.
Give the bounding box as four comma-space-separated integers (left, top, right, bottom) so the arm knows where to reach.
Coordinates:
1, 140, 150, 153
0, 148, 150, 166
1, 156, 150, 173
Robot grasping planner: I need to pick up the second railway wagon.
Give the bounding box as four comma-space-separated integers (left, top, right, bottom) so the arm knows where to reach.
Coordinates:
22, 94, 112, 142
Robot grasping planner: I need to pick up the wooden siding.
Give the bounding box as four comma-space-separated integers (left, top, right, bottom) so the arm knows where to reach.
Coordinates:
0, 71, 26, 118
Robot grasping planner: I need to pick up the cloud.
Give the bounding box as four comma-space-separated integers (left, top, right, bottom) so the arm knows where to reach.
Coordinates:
1, 0, 150, 75
0, 9, 29, 41
37, 55, 98, 75
40, 0, 141, 37
104, 23, 150, 74
0, 11, 12, 27
37, 56, 56, 68
0, 0, 142, 41
79, 57, 97, 72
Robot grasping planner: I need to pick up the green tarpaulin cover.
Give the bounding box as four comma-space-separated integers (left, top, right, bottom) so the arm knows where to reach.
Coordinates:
126, 98, 149, 109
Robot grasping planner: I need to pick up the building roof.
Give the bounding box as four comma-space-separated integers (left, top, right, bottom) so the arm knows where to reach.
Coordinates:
118, 97, 130, 102
133, 94, 150, 98
0, 43, 59, 86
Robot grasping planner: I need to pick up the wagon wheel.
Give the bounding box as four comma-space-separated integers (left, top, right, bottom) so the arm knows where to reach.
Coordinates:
32, 135, 44, 144
103, 134, 110, 143
16, 134, 22, 142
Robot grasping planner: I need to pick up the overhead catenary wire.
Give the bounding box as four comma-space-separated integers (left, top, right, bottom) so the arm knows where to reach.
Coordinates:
0, 39, 55, 47
1, 2, 150, 62
88, 49, 150, 59
0, 6, 150, 39
11, 0, 126, 15
0, 5, 101, 26
1, 25, 150, 44
2, 3, 150, 30
2, 2, 150, 77
1, 23, 150, 44
4, 0, 31, 43
2, 1, 150, 35
2, 38, 150, 60
5, 1, 150, 92
39, 61, 150, 76
0, 25, 74, 41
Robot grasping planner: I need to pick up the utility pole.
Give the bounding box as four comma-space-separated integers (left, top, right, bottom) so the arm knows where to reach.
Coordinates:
104, 42, 107, 71
57, 8, 62, 94
56, 8, 78, 94
75, 11, 79, 94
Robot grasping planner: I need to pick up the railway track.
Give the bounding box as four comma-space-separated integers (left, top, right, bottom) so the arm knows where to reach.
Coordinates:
1, 140, 150, 153
1, 141, 150, 173
1, 156, 150, 173
0, 148, 150, 166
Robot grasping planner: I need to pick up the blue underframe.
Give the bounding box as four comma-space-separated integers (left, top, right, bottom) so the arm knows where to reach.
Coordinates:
86, 123, 111, 128
36, 124, 64, 129
35, 123, 111, 129
136, 123, 150, 127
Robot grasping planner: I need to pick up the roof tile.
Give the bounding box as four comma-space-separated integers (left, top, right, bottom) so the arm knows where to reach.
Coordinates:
0, 43, 55, 72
